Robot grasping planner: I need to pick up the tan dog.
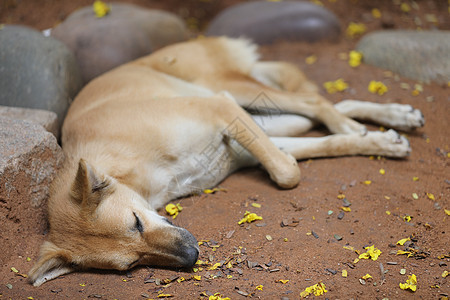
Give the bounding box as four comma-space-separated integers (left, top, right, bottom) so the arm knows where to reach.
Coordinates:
29, 37, 424, 286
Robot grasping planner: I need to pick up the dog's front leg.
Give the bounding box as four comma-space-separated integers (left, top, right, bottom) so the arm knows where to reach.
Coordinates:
215, 93, 301, 189
271, 129, 411, 160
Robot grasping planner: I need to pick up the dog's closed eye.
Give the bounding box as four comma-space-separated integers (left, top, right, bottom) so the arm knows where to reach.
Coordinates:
133, 212, 144, 233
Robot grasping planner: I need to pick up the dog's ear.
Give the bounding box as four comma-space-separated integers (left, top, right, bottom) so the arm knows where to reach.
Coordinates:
28, 241, 74, 286
70, 159, 113, 212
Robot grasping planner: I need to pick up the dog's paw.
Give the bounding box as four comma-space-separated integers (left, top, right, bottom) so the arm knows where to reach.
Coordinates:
366, 129, 411, 157
384, 104, 425, 131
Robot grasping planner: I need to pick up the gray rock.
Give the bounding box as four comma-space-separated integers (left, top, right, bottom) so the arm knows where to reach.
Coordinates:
0, 118, 64, 265
0, 105, 59, 138
0, 25, 82, 129
357, 30, 450, 84
51, 3, 188, 83
206, 1, 341, 44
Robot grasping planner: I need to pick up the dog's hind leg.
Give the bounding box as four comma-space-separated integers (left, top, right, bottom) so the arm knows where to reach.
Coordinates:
252, 114, 316, 137
334, 100, 425, 131
250, 61, 319, 93
271, 129, 411, 160
202, 73, 367, 135
252, 100, 425, 137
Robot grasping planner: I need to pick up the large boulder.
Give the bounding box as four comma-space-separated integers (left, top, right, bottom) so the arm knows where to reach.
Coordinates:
51, 3, 189, 83
0, 105, 59, 138
0, 118, 64, 267
357, 30, 450, 84
206, 1, 341, 44
0, 25, 83, 129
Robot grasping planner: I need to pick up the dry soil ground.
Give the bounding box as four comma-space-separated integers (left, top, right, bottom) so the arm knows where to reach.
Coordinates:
1, 0, 449, 299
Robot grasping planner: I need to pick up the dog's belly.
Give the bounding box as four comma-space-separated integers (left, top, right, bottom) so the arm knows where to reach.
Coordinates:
167, 137, 257, 198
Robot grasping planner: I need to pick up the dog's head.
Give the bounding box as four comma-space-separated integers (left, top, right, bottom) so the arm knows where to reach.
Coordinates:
28, 159, 199, 286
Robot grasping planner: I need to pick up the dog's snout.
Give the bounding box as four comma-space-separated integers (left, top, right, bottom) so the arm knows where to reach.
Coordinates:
176, 228, 199, 267
183, 245, 199, 267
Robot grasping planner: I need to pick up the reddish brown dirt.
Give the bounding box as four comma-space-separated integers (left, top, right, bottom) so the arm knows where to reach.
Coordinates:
1, 1, 449, 299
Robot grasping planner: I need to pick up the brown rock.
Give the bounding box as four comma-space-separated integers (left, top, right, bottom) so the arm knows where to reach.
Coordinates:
0, 105, 59, 138
51, 3, 188, 83
206, 1, 341, 44
0, 118, 64, 266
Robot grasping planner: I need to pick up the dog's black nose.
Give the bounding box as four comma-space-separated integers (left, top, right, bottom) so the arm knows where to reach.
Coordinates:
183, 246, 199, 267
174, 227, 200, 267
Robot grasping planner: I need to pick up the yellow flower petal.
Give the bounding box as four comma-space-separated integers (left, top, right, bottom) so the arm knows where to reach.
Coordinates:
300, 282, 328, 298
255, 285, 263, 290
165, 203, 182, 219
445, 209, 450, 216
397, 250, 413, 257
193, 275, 201, 281
203, 187, 227, 194
305, 55, 317, 65
277, 279, 289, 284
346, 22, 366, 38
209, 293, 231, 300
349, 50, 363, 67
399, 274, 417, 292
379, 168, 385, 175
372, 8, 382, 18
92, 0, 110, 18
368, 81, 388, 95
340, 207, 351, 212
342, 269, 348, 277
177, 277, 185, 283
403, 215, 412, 222
400, 3, 411, 13
323, 78, 348, 94
362, 274, 372, 280
343, 245, 359, 254
238, 211, 263, 224
359, 245, 382, 261
426, 193, 435, 201
442, 270, 449, 278
251, 203, 261, 208
397, 237, 411, 246
208, 263, 221, 270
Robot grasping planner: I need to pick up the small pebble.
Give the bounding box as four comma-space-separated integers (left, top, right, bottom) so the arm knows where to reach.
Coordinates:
337, 211, 345, 220
386, 261, 398, 265
328, 210, 334, 215
359, 278, 366, 285
325, 268, 337, 275
269, 268, 280, 272
342, 198, 351, 207
400, 268, 406, 275
334, 234, 343, 241
311, 231, 319, 239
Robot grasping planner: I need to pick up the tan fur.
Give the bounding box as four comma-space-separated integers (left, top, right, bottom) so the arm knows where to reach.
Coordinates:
29, 37, 424, 286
